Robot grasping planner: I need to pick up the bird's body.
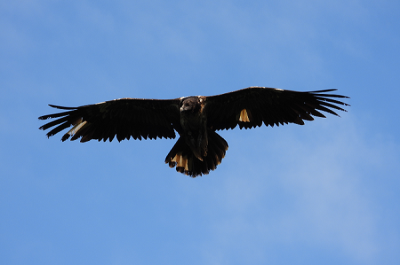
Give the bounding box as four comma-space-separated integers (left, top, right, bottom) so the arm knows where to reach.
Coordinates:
39, 87, 349, 177
178, 96, 209, 161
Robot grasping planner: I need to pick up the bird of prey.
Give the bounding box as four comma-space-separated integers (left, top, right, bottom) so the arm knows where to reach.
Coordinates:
39, 87, 349, 177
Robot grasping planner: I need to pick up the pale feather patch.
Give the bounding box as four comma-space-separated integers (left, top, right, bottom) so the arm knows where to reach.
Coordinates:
239, 109, 250, 122
170, 153, 189, 171
67, 120, 87, 136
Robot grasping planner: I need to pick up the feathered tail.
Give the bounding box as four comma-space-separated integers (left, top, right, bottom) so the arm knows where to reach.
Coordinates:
165, 131, 229, 177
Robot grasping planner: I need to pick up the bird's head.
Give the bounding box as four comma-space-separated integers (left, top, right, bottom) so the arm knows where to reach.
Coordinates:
180, 97, 201, 113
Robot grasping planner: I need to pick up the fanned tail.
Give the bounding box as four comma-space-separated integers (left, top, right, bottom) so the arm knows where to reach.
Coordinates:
165, 131, 228, 177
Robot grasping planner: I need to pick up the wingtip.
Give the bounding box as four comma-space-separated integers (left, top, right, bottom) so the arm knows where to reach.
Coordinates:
61, 134, 70, 142
48, 104, 77, 110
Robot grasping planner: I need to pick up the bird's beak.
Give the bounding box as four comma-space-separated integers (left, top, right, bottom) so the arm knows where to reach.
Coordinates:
180, 105, 190, 112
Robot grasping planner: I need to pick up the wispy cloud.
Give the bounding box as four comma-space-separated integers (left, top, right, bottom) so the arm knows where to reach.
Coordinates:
198, 114, 397, 264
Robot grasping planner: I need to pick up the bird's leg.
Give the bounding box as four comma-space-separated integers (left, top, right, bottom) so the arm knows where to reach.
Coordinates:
186, 131, 203, 161
197, 127, 208, 157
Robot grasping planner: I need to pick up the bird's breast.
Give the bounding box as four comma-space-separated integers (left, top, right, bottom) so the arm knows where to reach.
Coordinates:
180, 111, 205, 131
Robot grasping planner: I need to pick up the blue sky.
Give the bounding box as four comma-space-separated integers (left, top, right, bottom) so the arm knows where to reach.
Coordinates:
1, 0, 399, 264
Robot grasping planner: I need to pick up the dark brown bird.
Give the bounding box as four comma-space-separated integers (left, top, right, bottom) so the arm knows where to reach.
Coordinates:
39, 87, 349, 177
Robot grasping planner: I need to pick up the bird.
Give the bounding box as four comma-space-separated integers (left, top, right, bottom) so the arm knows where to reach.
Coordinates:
38, 86, 349, 177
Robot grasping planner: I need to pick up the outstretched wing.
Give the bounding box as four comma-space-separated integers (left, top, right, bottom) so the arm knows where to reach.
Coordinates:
204, 87, 349, 130
39, 98, 181, 142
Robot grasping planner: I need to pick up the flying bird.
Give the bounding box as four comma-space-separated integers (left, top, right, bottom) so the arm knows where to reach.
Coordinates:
39, 87, 349, 177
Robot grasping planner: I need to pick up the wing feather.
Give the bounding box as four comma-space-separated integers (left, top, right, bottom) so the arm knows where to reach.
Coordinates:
39, 98, 181, 142
204, 87, 349, 130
